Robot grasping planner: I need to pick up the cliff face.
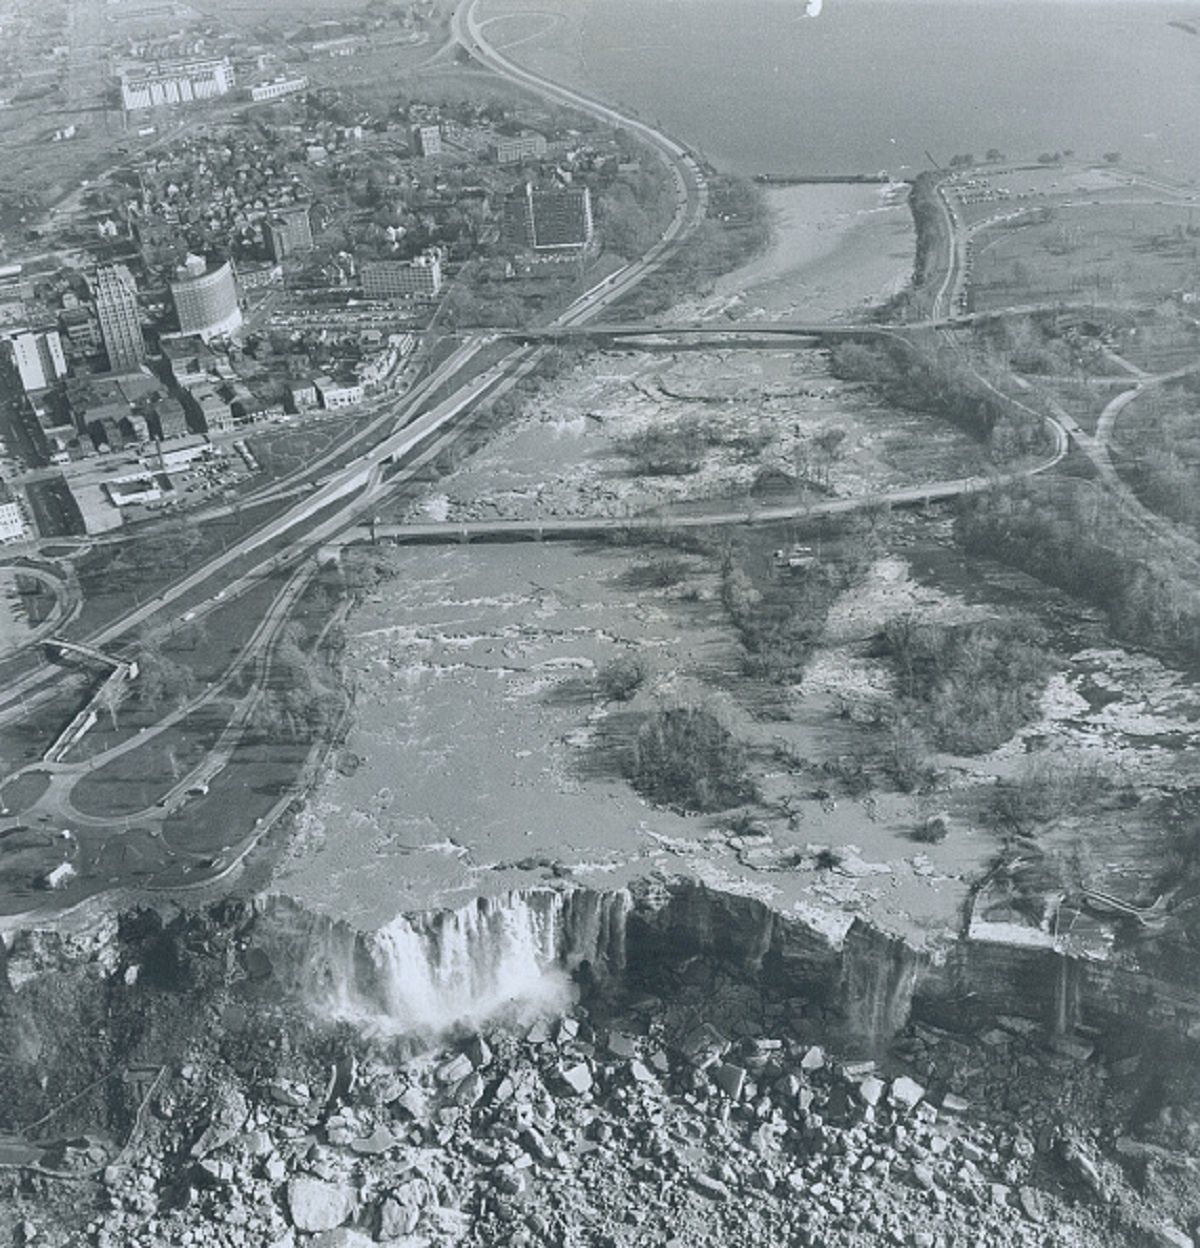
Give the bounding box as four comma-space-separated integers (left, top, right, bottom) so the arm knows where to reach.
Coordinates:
3, 879, 1199, 1095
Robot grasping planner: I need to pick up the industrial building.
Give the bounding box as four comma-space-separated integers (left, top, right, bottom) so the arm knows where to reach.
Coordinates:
119, 58, 235, 111
313, 376, 364, 409
249, 75, 308, 103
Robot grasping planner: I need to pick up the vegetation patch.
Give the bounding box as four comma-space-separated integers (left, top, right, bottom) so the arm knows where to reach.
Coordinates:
251, 621, 344, 744
617, 426, 706, 476
721, 525, 882, 685
626, 705, 756, 812
902, 171, 951, 319
879, 615, 1052, 755
988, 755, 1111, 836
1113, 375, 1200, 536
956, 479, 1200, 665
829, 336, 1048, 462
597, 655, 647, 703
620, 558, 694, 591
608, 175, 769, 321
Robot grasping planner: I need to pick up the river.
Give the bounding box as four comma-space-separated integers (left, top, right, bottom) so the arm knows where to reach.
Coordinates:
479, 0, 1200, 181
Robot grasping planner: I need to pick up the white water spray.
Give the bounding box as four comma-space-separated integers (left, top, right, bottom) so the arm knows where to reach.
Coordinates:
268, 889, 630, 1037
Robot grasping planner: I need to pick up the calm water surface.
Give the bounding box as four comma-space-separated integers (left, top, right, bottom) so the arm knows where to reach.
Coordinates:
512, 0, 1200, 180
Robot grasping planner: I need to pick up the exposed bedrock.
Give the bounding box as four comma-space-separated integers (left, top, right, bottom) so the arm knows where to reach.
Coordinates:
5, 880, 1200, 1058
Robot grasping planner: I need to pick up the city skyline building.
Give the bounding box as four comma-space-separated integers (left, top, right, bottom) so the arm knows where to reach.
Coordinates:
502, 183, 595, 253
266, 205, 314, 261
360, 252, 444, 302
491, 130, 548, 165
411, 124, 442, 158
92, 265, 147, 373
170, 255, 243, 340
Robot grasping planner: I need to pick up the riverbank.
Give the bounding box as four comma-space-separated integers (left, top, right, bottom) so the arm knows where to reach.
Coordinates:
672, 181, 915, 324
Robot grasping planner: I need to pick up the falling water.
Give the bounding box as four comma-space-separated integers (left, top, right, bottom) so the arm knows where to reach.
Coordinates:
838, 922, 923, 1051
255, 889, 630, 1037
1050, 951, 1081, 1036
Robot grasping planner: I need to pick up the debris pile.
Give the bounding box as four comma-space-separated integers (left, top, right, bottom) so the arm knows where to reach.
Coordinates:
8, 958, 1199, 1248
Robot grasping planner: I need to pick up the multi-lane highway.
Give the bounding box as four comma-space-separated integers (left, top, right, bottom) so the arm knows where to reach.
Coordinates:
0, 1, 712, 730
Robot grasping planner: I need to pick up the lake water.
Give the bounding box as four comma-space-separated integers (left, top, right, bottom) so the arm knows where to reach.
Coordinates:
488, 0, 1200, 181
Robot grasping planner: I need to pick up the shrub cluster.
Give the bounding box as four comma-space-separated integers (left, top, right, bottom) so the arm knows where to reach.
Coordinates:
956, 480, 1200, 664
618, 426, 707, 476
597, 655, 647, 702
627, 705, 756, 812
989, 755, 1110, 835
880, 615, 1052, 755
829, 337, 1047, 462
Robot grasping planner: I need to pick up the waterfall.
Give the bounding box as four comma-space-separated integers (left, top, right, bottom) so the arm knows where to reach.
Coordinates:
255, 889, 630, 1037
838, 922, 923, 1052
1051, 951, 1081, 1036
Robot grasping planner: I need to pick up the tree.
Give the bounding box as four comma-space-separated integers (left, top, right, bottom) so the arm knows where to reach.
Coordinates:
133, 630, 197, 711
599, 185, 654, 260
597, 655, 647, 702
96, 677, 129, 731
628, 704, 756, 812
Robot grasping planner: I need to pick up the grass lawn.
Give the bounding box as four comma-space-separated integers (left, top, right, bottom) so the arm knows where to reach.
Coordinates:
70, 701, 235, 819
971, 202, 1200, 311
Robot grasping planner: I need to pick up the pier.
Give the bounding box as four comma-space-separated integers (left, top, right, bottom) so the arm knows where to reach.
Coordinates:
753, 173, 892, 185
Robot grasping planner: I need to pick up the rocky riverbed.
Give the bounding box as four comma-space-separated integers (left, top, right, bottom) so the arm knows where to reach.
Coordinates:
7, 941, 1198, 1248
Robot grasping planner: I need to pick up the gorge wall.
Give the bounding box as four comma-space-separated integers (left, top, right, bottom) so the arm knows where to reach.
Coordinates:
4, 880, 1199, 1073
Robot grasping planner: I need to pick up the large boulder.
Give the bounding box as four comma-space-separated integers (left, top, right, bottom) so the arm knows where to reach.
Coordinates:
309, 1231, 374, 1248
889, 1076, 925, 1110
287, 1176, 355, 1232
380, 1197, 420, 1239
557, 1063, 593, 1096
189, 1087, 249, 1159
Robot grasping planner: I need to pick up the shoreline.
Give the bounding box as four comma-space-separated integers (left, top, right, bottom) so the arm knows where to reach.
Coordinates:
672, 180, 915, 325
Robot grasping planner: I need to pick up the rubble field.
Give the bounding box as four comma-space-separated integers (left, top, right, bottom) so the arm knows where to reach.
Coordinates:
2, 904, 1198, 1248
400, 347, 989, 529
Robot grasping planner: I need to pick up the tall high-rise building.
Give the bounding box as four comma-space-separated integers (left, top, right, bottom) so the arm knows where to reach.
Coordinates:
92, 265, 146, 372
170, 255, 242, 340
502, 184, 594, 253
411, 124, 442, 158
266, 205, 313, 261
9, 330, 67, 394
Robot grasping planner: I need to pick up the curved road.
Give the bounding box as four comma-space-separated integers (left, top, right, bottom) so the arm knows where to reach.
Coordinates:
453, 0, 709, 314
